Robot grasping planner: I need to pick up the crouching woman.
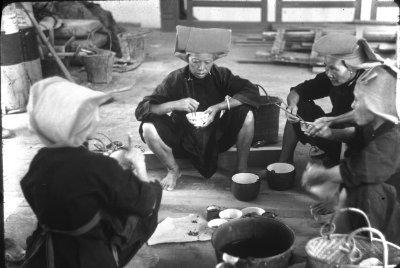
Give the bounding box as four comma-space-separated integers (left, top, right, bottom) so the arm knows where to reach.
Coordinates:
302, 65, 400, 245
21, 77, 162, 268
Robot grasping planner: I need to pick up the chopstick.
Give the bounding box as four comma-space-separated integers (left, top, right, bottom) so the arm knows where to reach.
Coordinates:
273, 102, 308, 124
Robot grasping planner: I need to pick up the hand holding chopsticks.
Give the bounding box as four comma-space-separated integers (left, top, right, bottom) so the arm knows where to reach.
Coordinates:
274, 101, 306, 124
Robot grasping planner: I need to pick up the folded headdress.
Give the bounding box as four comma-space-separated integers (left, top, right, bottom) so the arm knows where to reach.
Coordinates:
174, 25, 231, 61
355, 65, 400, 124
27, 76, 111, 147
313, 33, 383, 69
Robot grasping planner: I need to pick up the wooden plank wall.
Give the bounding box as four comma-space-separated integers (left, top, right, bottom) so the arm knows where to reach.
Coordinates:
160, 0, 398, 32
370, 0, 399, 20
177, 0, 269, 32
275, 0, 362, 23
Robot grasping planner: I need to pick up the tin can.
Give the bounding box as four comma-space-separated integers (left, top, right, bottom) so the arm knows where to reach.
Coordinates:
206, 205, 220, 221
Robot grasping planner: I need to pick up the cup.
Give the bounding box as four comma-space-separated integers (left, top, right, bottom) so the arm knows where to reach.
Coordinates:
207, 205, 221, 221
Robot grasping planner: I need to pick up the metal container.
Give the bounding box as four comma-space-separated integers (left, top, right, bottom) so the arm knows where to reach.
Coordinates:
231, 173, 260, 201
266, 163, 296, 191
212, 217, 295, 268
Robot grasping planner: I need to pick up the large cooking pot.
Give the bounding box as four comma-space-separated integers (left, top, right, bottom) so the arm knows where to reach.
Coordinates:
212, 217, 295, 268
266, 163, 295, 191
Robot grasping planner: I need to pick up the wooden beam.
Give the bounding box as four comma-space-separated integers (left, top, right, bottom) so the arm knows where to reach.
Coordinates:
280, 1, 359, 8
371, 0, 378, 20
261, 0, 267, 23
186, 0, 193, 21
177, 20, 268, 32
271, 28, 286, 55
276, 0, 283, 23
192, 1, 263, 8
309, 29, 322, 65
353, 0, 362, 21
370, 0, 398, 20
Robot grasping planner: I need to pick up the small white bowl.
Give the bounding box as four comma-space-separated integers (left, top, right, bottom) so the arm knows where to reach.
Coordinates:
186, 112, 209, 127
219, 209, 243, 220
300, 121, 313, 132
207, 218, 228, 229
241, 207, 266, 216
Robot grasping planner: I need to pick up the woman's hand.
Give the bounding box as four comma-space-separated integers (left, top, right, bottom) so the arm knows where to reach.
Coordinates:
305, 124, 333, 139
302, 163, 341, 200
202, 105, 220, 127
285, 105, 300, 123
306, 117, 333, 137
173, 98, 199, 113
124, 134, 156, 183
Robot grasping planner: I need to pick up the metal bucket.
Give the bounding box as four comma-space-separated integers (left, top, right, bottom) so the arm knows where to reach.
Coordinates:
212, 217, 295, 268
82, 48, 115, 83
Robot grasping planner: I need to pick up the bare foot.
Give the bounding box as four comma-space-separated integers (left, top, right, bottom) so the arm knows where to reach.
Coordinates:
160, 169, 181, 191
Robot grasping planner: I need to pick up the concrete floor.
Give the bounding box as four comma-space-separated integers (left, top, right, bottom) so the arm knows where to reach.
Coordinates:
2, 26, 331, 267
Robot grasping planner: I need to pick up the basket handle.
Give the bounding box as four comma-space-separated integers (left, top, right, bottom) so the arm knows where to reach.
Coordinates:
346, 227, 390, 267
255, 84, 270, 101
320, 208, 373, 242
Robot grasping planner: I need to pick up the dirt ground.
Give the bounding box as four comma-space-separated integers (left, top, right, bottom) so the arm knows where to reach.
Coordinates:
2, 26, 331, 267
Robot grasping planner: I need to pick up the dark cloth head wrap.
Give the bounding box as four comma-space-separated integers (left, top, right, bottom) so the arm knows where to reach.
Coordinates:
174, 25, 231, 62
312, 33, 384, 69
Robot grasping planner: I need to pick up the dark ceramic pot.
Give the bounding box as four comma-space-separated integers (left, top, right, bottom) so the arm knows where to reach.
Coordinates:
266, 163, 295, 191
231, 173, 260, 201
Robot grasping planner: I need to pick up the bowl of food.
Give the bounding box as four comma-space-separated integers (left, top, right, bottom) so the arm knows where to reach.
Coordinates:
207, 218, 228, 229
186, 112, 209, 127
219, 209, 243, 220
241, 207, 266, 217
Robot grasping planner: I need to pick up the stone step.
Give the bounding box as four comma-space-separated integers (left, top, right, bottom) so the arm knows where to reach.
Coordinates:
145, 144, 282, 171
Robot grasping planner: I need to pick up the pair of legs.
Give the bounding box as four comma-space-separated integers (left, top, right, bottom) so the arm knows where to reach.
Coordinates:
141, 111, 254, 190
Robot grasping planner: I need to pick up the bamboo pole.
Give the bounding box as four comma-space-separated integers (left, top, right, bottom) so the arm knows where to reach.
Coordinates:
21, 4, 74, 82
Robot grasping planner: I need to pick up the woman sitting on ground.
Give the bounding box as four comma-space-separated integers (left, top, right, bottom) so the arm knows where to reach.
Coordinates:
21, 77, 162, 268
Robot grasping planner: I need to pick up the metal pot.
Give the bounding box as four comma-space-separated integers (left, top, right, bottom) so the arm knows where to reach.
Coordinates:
266, 163, 295, 191
231, 173, 260, 201
212, 217, 295, 268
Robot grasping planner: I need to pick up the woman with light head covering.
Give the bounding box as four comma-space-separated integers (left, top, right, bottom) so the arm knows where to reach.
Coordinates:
135, 25, 261, 190
21, 77, 162, 268
302, 65, 400, 245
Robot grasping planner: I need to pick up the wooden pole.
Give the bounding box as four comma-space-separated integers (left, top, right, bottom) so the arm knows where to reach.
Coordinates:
21, 4, 74, 82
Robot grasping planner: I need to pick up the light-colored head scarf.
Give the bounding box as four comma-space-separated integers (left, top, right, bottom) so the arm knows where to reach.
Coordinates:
312, 33, 384, 69
27, 76, 111, 147
174, 25, 231, 62
354, 64, 400, 124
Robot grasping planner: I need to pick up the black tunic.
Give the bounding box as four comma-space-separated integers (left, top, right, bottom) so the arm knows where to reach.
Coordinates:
340, 122, 400, 245
290, 71, 361, 163
21, 147, 162, 268
135, 65, 261, 177
291, 72, 357, 117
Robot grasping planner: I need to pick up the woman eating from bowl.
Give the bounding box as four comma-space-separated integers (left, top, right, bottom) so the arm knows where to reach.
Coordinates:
21, 77, 162, 268
301, 64, 400, 245
135, 25, 261, 190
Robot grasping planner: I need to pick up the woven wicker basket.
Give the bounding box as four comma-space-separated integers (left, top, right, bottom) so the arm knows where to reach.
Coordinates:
253, 85, 282, 145
305, 208, 400, 268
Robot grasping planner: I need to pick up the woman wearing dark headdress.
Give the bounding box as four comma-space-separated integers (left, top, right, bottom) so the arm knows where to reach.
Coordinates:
135, 26, 261, 190
279, 33, 383, 166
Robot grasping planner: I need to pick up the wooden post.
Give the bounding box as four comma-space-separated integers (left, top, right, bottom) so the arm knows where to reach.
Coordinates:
21, 4, 74, 82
